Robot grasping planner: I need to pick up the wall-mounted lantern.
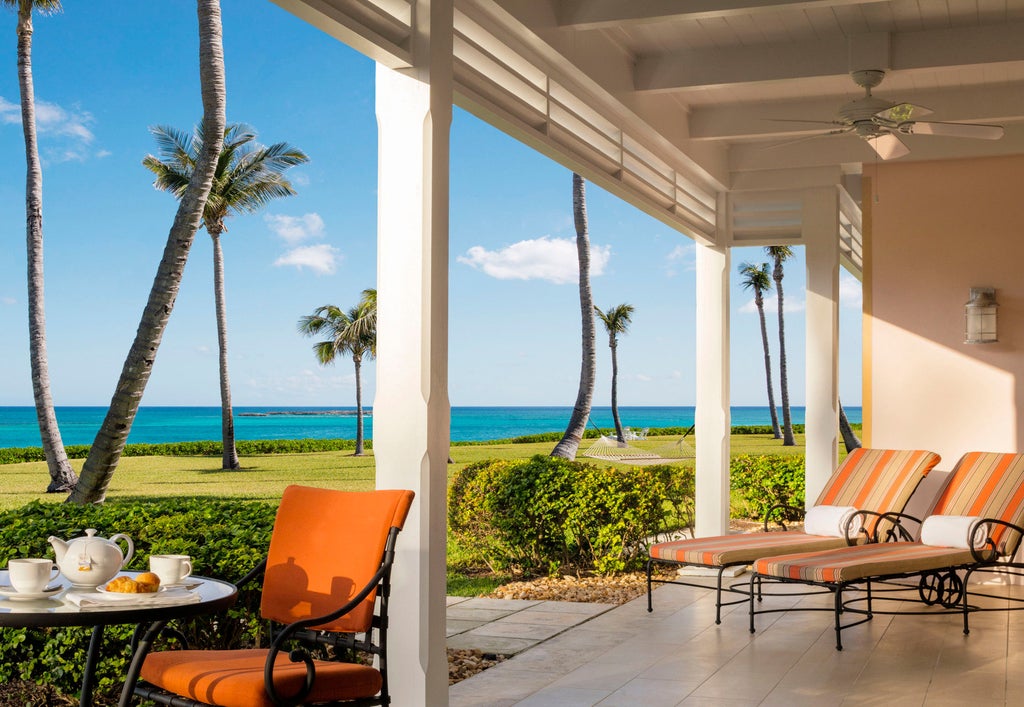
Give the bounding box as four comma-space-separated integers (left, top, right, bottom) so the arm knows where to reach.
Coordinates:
965, 287, 998, 344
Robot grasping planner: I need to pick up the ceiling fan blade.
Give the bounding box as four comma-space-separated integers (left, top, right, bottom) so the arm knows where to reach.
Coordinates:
875, 102, 933, 122
765, 118, 845, 126
759, 128, 851, 151
901, 120, 1004, 140
867, 132, 910, 160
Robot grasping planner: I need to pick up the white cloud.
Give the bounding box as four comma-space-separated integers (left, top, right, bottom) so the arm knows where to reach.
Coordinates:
0, 97, 17, 123
265, 213, 325, 244
664, 243, 696, 277
274, 244, 339, 274
739, 293, 805, 315
457, 236, 611, 285
634, 373, 653, 382
1, 96, 100, 163
840, 271, 862, 309
1, 296, 15, 306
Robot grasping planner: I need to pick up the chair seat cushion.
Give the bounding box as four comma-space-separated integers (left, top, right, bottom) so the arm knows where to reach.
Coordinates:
141, 648, 382, 707
650, 532, 851, 567
753, 542, 976, 583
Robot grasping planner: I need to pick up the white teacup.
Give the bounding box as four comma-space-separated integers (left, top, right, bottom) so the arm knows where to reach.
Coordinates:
149, 554, 193, 586
7, 558, 60, 594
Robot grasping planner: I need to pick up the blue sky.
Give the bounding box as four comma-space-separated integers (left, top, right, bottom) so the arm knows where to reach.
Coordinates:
0, 1, 861, 409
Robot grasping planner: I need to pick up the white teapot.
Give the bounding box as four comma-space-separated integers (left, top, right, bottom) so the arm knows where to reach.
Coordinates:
48, 529, 135, 588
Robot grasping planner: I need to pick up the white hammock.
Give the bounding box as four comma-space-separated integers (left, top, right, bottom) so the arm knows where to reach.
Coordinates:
581, 434, 694, 464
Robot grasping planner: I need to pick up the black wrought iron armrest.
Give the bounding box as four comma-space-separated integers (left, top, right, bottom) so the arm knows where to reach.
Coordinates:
873, 510, 923, 543
762, 504, 805, 532
262, 526, 400, 707
842, 510, 886, 546
969, 518, 1024, 563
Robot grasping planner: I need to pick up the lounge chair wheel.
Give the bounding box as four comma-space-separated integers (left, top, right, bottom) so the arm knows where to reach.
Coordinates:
918, 571, 964, 608
940, 573, 964, 609
918, 572, 943, 606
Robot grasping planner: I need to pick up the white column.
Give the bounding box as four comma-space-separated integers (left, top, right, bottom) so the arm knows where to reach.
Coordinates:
373, 1, 452, 704
695, 241, 731, 537
803, 187, 840, 504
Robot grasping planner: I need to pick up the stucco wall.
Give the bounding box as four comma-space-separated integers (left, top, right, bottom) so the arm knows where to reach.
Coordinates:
865, 154, 1024, 474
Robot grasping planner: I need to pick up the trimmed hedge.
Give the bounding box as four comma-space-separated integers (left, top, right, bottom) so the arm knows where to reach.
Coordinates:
730, 454, 806, 520
0, 499, 276, 703
0, 438, 366, 465
448, 455, 694, 575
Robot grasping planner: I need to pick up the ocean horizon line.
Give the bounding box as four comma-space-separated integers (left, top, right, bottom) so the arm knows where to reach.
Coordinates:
0, 404, 860, 448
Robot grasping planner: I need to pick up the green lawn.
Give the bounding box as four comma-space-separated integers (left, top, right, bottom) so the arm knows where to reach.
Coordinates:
0, 432, 807, 511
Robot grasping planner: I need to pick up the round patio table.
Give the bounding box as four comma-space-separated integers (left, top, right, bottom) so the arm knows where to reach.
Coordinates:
0, 570, 237, 707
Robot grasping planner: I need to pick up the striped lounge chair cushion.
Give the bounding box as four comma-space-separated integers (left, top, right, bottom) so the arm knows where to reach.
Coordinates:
650, 532, 851, 566
649, 448, 939, 568
930, 452, 1024, 551
753, 542, 975, 583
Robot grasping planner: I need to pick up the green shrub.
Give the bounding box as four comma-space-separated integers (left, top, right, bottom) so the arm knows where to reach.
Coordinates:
0, 499, 277, 702
0, 438, 368, 465
448, 455, 694, 575
730, 454, 806, 520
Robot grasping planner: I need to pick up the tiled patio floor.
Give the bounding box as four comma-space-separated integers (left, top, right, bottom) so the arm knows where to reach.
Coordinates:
449, 574, 1024, 706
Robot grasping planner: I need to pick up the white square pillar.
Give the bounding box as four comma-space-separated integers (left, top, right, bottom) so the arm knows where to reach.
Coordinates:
803, 187, 841, 504
695, 241, 731, 537
373, 1, 452, 703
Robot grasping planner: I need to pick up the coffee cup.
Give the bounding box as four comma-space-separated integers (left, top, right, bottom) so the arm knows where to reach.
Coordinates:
7, 558, 60, 594
149, 554, 193, 586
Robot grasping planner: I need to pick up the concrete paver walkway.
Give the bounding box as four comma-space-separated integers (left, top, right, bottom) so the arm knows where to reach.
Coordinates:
447, 596, 616, 656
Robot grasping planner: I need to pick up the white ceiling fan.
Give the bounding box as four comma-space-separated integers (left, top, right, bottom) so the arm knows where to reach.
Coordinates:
772, 69, 1004, 160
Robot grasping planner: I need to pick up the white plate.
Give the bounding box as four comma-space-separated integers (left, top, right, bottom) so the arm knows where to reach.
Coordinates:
94, 585, 167, 601
0, 584, 63, 601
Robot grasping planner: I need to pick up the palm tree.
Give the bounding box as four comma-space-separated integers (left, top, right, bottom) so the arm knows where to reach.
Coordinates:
143, 123, 308, 469
739, 262, 782, 439
69, 0, 227, 504
839, 399, 862, 453
766, 246, 796, 446
5, 0, 76, 492
594, 303, 634, 443
298, 288, 377, 456
552, 173, 596, 460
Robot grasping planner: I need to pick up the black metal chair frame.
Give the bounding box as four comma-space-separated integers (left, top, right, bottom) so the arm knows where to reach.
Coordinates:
122, 525, 403, 707
747, 514, 1024, 651
647, 506, 882, 624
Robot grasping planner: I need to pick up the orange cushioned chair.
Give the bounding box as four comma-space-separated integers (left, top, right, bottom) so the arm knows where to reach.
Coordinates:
130, 486, 414, 707
647, 448, 940, 621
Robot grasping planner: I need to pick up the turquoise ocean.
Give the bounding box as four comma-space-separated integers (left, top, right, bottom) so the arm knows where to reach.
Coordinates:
0, 406, 860, 449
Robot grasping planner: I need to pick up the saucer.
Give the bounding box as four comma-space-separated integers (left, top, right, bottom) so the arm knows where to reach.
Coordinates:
0, 584, 63, 601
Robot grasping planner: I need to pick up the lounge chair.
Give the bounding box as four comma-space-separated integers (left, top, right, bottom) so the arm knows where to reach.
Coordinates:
129, 486, 415, 706
647, 448, 941, 621
749, 451, 1024, 650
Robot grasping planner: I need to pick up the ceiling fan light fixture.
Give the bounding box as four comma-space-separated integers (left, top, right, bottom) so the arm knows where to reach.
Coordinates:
867, 133, 909, 160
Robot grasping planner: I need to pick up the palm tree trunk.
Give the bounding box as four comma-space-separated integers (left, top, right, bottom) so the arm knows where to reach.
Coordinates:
755, 296, 782, 439
773, 256, 796, 446
839, 399, 862, 453
212, 231, 239, 469
552, 173, 596, 460
610, 338, 624, 443
17, 4, 76, 492
68, 0, 227, 503
353, 355, 364, 456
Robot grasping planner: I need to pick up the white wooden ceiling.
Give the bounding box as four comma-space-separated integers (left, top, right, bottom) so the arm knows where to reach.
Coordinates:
276, 0, 1024, 243
501, 0, 1024, 180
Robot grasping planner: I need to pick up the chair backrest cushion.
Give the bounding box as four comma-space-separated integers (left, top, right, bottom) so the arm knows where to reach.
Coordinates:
932, 452, 1024, 552
814, 449, 940, 529
261, 486, 414, 633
